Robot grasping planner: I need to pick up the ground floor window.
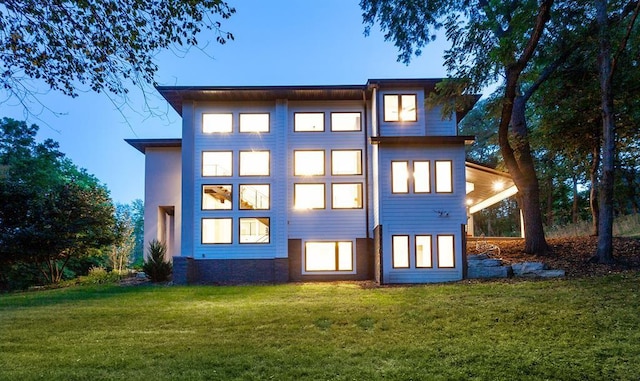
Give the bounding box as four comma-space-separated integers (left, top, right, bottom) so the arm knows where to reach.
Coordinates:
305, 241, 353, 272
415, 235, 432, 268
392, 235, 410, 268
437, 235, 455, 268
391, 234, 455, 269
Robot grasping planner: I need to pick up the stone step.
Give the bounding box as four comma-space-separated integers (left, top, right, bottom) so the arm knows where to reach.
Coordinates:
468, 265, 512, 279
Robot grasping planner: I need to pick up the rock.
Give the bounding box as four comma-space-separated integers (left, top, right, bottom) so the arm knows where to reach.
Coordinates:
468, 265, 512, 279
467, 254, 489, 261
136, 272, 147, 279
537, 269, 566, 278
511, 262, 547, 275
468, 258, 503, 267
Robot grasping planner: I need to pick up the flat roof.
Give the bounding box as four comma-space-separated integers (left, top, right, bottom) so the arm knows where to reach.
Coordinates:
125, 138, 181, 154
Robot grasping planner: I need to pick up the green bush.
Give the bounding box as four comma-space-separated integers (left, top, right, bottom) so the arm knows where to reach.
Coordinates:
142, 240, 172, 282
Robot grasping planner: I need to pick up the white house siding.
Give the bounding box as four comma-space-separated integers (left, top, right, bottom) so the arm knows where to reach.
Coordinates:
144, 147, 182, 261
189, 101, 286, 260
377, 145, 467, 283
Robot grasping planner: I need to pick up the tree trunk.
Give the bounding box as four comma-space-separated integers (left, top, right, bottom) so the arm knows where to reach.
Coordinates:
572, 173, 579, 224
589, 143, 600, 236
594, 0, 615, 264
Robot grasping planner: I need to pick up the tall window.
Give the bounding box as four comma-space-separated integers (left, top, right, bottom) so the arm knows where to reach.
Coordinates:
435, 160, 453, 193
294, 150, 325, 176
392, 235, 410, 268
294, 112, 324, 132
391, 161, 409, 193
239, 151, 270, 176
437, 235, 455, 268
202, 218, 232, 244
415, 235, 433, 268
239, 113, 269, 133
239, 218, 270, 244
203, 113, 233, 133
331, 112, 361, 131
332, 183, 363, 209
383, 94, 417, 122
331, 150, 362, 175
294, 183, 325, 209
414, 161, 431, 193
202, 151, 232, 177
202, 185, 232, 210
305, 241, 353, 272
239, 184, 270, 210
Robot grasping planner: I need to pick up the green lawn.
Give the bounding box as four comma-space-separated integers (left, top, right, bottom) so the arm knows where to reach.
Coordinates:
1, 276, 639, 381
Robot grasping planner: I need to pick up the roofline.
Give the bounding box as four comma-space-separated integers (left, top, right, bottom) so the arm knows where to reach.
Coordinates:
125, 138, 182, 154
370, 136, 475, 146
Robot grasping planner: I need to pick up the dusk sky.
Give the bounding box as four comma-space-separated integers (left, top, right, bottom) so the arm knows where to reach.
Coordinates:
2, 0, 450, 204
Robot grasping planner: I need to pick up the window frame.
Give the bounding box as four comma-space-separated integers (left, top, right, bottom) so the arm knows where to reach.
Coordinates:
436, 234, 456, 268
239, 217, 270, 244
330, 112, 362, 132
435, 160, 454, 193
239, 150, 270, 177
392, 235, 410, 268
201, 218, 233, 244
239, 113, 270, 133
304, 241, 354, 272
202, 113, 233, 134
294, 112, 325, 132
202, 151, 233, 177
415, 235, 433, 268
331, 182, 363, 209
383, 94, 418, 122
331, 149, 363, 176
413, 160, 431, 193
391, 161, 410, 194
293, 183, 326, 210
239, 184, 270, 210
201, 184, 233, 211
293, 150, 325, 176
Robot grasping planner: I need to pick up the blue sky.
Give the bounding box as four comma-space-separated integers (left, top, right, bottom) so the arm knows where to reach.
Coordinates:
2, 0, 450, 204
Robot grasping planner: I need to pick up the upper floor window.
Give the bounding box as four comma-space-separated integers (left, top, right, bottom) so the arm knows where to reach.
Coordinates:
294, 150, 325, 176
202, 151, 232, 177
202, 218, 232, 244
239, 217, 270, 244
391, 161, 409, 193
239, 113, 270, 133
202, 185, 232, 210
294, 112, 324, 132
331, 150, 362, 176
294, 183, 325, 209
384, 94, 417, 122
332, 183, 363, 209
203, 113, 233, 133
413, 161, 431, 193
239, 151, 270, 176
331, 112, 361, 131
435, 160, 453, 193
239, 184, 270, 210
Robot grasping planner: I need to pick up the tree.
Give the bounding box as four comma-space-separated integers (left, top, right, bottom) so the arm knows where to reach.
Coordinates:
361, 0, 556, 253
109, 203, 137, 272
0, 0, 234, 109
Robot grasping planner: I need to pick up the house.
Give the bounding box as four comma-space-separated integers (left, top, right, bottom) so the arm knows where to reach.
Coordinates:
127, 78, 517, 284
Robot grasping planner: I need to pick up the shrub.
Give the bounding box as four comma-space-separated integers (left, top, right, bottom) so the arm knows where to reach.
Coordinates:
142, 240, 172, 282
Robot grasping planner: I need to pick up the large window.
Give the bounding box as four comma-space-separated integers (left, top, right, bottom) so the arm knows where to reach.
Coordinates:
435, 160, 453, 193
239, 113, 269, 133
294, 183, 325, 209
332, 183, 363, 209
294, 112, 324, 132
391, 161, 409, 193
202, 151, 232, 177
414, 161, 431, 193
392, 235, 410, 268
294, 150, 325, 176
202, 218, 232, 244
203, 113, 233, 133
331, 150, 362, 175
202, 185, 232, 210
239, 151, 270, 176
239, 218, 270, 244
331, 112, 361, 131
239, 184, 270, 210
437, 235, 455, 268
383, 94, 417, 122
305, 241, 353, 272
415, 235, 433, 268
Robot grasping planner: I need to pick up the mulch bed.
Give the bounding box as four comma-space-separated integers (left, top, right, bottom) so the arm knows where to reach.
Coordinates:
467, 236, 640, 278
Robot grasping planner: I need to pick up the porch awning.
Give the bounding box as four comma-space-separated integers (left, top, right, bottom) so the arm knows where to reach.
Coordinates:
465, 162, 517, 214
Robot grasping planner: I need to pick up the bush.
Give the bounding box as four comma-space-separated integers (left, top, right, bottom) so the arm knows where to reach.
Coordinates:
142, 240, 172, 282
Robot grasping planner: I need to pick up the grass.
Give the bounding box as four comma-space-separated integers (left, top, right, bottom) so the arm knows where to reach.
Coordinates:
546, 213, 640, 238
1, 276, 640, 380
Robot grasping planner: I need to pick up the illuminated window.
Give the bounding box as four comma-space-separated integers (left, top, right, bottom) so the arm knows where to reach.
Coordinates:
239, 151, 270, 176
332, 183, 363, 209
203, 113, 232, 133
239, 217, 270, 244
392, 235, 410, 268
294, 150, 325, 176
384, 94, 417, 122
437, 235, 455, 268
331, 150, 362, 175
331, 112, 361, 131
305, 241, 353, 272
435, 160, 453, 193
294, 183, 325, 209
202, 218, 232, 244
202, 151, 232, 177
294, 113, 324, 132
239, 184, 270, 210
391, 161, 409, 193
239, 113, 269, 133
202, 185, 232, 210
415, 235, 432, 268
414, 161, 431, 193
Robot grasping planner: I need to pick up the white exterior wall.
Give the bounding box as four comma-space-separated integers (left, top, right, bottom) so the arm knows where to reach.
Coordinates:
143, 147, 182, 260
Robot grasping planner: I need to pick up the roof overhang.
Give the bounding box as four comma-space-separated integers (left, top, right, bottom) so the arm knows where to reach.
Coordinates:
370, 136, 475, 146
465, 162, 517, 214
125, 138, 182, 154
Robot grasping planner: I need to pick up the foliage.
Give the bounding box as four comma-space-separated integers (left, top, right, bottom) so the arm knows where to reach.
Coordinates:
142, 240, 172, 282
0, 0, 235, 107
1, 277, 639, 379
108, 203, 137, 272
